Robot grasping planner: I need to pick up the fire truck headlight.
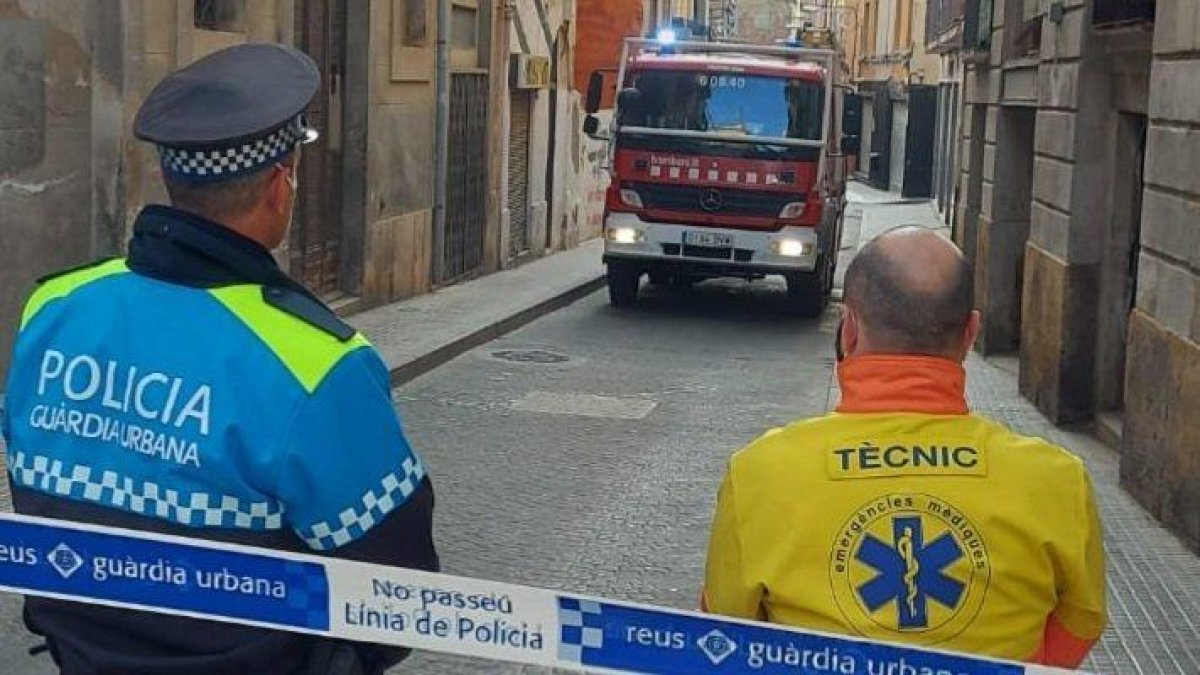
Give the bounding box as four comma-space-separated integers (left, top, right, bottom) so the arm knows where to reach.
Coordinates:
620, 189, 645, 209
773, 239, 813, 258
607, 227, 645, 245
779, 202, 807, 219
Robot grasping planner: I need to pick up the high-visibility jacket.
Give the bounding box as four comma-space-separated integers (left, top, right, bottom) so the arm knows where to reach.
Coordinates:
703, 355, 1106, 668
3, 205, 438, 675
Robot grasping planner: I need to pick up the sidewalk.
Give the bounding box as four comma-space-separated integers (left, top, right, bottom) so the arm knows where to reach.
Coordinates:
845, 181, 1200, 675
350, 239, 606, 385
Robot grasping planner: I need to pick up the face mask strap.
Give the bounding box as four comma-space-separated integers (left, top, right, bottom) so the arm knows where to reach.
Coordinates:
835, 317, 846, 363
276, 162, 297, 191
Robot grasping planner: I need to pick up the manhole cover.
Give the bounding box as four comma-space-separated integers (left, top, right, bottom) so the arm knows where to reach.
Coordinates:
491, 349, 570, 364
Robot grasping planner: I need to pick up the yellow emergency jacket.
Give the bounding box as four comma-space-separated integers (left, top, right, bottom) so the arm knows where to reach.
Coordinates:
703, 355, 1106, 668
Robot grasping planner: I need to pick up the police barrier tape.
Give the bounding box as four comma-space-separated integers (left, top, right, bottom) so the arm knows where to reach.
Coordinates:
0, 514, 1078, 675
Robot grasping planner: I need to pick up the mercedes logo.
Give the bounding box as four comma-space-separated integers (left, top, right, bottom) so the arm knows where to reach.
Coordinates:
699, 189, 724, 213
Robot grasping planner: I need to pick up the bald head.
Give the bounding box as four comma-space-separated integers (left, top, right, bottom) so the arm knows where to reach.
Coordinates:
843, 227, 975, 357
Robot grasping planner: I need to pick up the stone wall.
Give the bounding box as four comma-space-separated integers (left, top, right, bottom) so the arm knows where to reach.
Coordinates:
0, 0, 200, 381
731, 0, 793, 45
1120, 0, 1200, 552
0, 1, 106, 382
574, 0, 642, 105
962, 0, 1004, 353
958, 0, 1199, 549
1014, 5, 1154, 427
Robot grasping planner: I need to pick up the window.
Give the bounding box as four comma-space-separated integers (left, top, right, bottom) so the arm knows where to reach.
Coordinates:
898, 0, 913, 49
1006, 0, 1042, 58
861, 2, 873, 56
1093, 0, 1156, 27
876, 0, 892, 54
623, 71, 826, 142
400, 0, 427, 47
449, 0, 482, 70
391, 0, 434, 81
966, 0, 994, 51
451, 5, 477, 49
194, 0, 244, 32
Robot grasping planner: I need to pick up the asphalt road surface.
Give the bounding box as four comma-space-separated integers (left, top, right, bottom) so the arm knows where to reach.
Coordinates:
0, 278, 836, 675
398, 280, 838, 673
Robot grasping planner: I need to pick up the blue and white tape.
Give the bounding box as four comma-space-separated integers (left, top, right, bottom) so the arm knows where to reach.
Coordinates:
0, 514, 1075, 675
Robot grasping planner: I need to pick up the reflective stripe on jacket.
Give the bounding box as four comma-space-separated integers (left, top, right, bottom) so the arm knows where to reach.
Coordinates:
3, 205, 437, 675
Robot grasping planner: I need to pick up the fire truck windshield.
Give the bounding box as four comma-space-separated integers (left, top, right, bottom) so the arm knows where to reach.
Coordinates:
622, 70, 825, 142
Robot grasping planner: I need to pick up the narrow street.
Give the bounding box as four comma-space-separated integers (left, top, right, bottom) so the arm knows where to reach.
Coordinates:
399, 185, 1200, 673
3, 189, 1198, 674
1, 1, 1197, 674
397, 187, 1200, 674
399, 282, 839, 673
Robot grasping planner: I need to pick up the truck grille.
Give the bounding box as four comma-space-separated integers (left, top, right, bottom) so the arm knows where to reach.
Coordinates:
632, 183, 801, 218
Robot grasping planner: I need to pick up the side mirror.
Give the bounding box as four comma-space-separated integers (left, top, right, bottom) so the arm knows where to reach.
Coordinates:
840, 135, 860, 155
586, 71, 604, 114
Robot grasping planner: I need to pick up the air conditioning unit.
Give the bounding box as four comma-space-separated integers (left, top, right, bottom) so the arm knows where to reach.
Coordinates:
511, 54, 551, 90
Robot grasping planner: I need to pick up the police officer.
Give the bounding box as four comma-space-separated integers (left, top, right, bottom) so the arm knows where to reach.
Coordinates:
3, 44, 437, 675
702, 227, 1106, 667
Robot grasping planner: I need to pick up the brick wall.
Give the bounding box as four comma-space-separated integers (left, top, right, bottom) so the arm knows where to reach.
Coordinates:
574, 0, 644, 108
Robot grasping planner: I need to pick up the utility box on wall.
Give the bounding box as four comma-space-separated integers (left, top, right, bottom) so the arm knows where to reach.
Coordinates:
511, 54, 551, 89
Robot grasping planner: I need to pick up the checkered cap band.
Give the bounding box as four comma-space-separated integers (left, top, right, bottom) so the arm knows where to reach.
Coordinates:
159, 116, 307, 182
7, 451, 285, 530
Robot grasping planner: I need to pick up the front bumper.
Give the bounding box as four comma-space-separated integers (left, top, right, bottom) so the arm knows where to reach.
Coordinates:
602, 213, 820, 273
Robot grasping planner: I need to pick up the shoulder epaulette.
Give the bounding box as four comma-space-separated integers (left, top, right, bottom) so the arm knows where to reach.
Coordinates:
261, 286, 357, 342
36, 257, 120, 285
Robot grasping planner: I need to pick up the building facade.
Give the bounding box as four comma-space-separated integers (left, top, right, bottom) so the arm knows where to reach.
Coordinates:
954, 0, 1198, 551
0, 0, 585, 380
726, 0, 794, 44
504, 0, 582, 261
923, 0, 978, 225
841, 0, 941, 196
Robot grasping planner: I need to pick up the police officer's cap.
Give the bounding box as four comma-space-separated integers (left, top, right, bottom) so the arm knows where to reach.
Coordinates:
135, 43, 320, 183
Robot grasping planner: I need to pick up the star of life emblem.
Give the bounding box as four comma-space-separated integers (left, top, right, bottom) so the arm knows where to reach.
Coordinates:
830, 493, 991, 645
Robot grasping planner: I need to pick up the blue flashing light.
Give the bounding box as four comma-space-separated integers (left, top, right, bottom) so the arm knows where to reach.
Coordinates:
657, 28, 677, 45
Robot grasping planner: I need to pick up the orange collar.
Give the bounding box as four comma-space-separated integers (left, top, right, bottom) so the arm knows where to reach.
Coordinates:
836, 355, 969, 415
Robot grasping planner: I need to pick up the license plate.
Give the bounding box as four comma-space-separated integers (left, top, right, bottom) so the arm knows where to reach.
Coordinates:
684, 231, 733, 248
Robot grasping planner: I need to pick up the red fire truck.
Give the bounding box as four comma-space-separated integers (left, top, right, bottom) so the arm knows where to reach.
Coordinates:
584, 36, 850, 316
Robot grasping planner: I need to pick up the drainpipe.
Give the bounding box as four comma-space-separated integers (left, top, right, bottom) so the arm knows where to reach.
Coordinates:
433, 0, 451, 283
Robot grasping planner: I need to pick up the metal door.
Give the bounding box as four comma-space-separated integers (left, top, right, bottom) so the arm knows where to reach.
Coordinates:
868, 92, 892, 190
507, 92, 532, 259
903, 85, 938, 199
842, 93, 863, 163
292, 0, 345, 297
442, 73, 489, 283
